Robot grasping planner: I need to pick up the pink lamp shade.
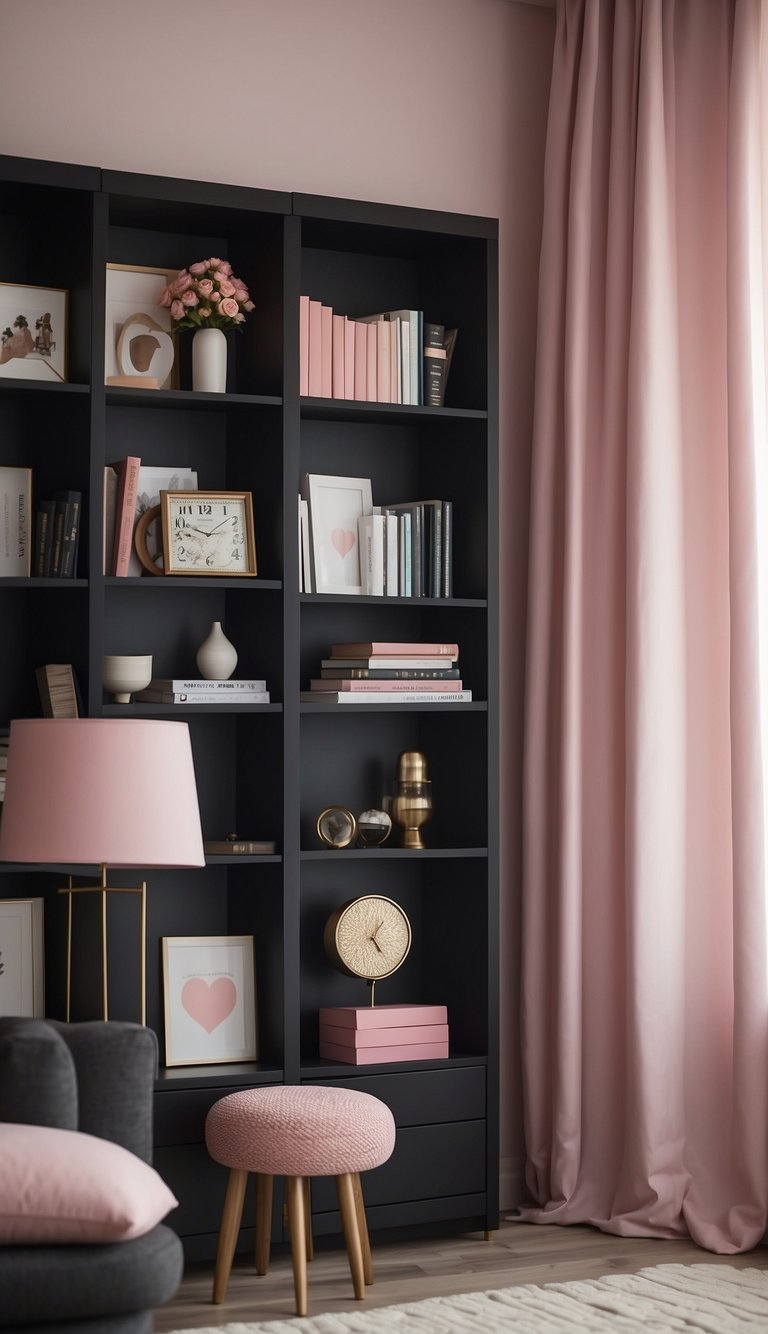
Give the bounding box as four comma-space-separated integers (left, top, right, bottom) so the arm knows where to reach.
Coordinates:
0, 718, 204, 868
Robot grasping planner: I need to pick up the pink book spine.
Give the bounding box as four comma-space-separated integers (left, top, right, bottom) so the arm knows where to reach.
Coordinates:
112, 455, 141, 577
354, 322, 367, 401
330, 642, 459, 657
319, 1023, 449, 1049
344, 319, 355, 399
377, 320, 391, 401
319, 1003, 448, 1029
320, 305, 333, 397
308, 300, 322, 397
366, 323, 377, 401
299, 295, 309, 396
332, 314, 345, 398
318, 1039, 450, 1065
310, 679, 462, 692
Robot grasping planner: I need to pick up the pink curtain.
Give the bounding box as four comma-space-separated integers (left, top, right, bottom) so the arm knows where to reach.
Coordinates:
522, 0, 768, 1252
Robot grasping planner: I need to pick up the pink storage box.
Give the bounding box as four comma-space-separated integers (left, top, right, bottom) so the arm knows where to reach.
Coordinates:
319, 1023, 449, 1050
319, 1038, 450, 1065
319, 1003, 447, 1030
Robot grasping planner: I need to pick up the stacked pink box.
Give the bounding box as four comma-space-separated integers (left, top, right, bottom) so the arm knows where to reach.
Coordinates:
318, 1003, 449, 1065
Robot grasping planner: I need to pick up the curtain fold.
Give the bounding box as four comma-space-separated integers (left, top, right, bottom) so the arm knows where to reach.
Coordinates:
521, 0, 768, 1253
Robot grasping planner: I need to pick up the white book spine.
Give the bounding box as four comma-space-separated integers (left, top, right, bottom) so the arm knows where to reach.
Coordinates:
0, 466, 31, 576
300, 497, 312, 593
385, 511, 399, 597
358, 513, 384, 596
400, 319, 411, 405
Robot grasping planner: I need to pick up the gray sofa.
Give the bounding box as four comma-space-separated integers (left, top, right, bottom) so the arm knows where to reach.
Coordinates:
0, 1018, 183, 1334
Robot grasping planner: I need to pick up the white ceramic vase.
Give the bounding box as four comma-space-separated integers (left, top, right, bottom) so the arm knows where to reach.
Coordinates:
196, 622, 238, 680
192, 326, 227, 393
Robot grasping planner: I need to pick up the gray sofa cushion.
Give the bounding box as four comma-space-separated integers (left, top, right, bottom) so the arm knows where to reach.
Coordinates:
0, 1020, 77, 1129
0, 1224, 182, 1326
49, 1022, 157, 1162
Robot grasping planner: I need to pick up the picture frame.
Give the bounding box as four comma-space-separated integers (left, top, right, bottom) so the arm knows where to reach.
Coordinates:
104, 263, 179, 389
0, 283, 68, 383
0, 898, 44, 1017
305, 473, 373, 595
157, 489, 257, 576
125, 464, 198, 576
161, 934, 257, 1067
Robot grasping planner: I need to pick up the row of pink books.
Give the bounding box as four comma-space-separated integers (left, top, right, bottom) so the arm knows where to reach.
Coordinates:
319, 1003, 449, 1065
299, 298, 424, 405
300, 640, 472, 704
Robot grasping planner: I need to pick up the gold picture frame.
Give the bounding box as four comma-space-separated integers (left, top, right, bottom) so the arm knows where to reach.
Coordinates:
158, 490, 257, 577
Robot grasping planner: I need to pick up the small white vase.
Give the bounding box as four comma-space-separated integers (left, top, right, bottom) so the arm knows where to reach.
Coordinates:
196, 622, 238, 680
192, 327, 227, 393
103, 654, 153, 704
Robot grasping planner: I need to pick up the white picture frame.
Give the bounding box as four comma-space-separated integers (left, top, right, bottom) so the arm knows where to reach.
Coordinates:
0, 284, 68, 383
161, 934, 257, 1067
0, 898, 44, 1017
305, 473, 373, 595
105, 264, 178, 388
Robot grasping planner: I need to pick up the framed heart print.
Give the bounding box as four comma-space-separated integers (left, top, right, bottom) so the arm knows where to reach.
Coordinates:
304, 473, 373, 594
161, 935, 257, 1067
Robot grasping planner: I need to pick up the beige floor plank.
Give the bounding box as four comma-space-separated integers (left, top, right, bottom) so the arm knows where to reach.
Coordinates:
153, 1220, 768, 1331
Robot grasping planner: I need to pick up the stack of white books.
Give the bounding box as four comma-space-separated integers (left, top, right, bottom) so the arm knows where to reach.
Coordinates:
134, 678, 270, 704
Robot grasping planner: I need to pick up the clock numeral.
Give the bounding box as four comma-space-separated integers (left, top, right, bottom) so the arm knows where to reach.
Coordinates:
176, 545, 187, 560
206, 554, 215, 567
198, 503, 212, 515
175, 517, 186, 529
231, 548, 241, 560
177, 504, 193, 515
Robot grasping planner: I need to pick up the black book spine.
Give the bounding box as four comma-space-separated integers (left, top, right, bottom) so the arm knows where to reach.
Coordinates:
442, 499, 453, 597
423, 322, 446, 408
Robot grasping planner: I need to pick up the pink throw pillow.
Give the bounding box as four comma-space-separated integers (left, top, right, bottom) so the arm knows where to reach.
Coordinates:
0, 1123, 178, 1242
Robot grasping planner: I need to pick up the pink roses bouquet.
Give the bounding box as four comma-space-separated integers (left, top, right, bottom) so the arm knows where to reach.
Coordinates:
159, 259, 254, 332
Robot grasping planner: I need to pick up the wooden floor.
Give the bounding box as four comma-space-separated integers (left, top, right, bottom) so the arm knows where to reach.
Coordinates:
154, 1219, 768, 1331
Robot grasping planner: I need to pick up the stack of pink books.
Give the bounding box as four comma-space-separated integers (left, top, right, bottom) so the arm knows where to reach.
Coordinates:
318, 1003, 449, 1065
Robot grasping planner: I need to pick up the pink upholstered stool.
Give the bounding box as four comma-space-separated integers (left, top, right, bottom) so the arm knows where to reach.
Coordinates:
205, 1084, 396, 1316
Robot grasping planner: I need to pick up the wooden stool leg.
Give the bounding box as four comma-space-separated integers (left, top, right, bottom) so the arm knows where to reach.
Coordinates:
286, 1175, 308, 1316
212, 1167, 248, 1304
336, 1171, 365, 1300
352, 1172, 374, 1285
304, 1176, 314, 1261
255, 1173, 273, 1276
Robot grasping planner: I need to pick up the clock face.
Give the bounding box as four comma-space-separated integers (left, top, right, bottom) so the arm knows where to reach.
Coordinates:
325, 895, 412, 981
162, 491, 256, 575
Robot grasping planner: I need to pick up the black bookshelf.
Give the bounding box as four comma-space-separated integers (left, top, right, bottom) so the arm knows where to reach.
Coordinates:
0, 155, 499, 1262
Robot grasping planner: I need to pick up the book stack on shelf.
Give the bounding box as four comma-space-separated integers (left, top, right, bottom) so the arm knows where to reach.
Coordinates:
134, 677, 270, 705
33, 490, 82, 578
301, 641, 470, 704
300, 474, 452, 598
319, 1003, 450, 1065
299, 297, 456, 407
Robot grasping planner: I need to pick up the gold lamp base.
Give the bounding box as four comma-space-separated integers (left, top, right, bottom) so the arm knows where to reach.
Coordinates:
58, 865, 146, 1024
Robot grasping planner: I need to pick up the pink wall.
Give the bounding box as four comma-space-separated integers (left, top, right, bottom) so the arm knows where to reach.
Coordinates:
0, 0, 555, 1204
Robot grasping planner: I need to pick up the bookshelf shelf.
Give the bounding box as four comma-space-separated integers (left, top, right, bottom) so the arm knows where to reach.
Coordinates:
0, 153, 499, 1262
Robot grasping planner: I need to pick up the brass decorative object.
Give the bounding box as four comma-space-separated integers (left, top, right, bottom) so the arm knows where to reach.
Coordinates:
323, 894, 412, 1006
316, 806, 357, 849
356, 809, 393, 847
391, 750, 433, 850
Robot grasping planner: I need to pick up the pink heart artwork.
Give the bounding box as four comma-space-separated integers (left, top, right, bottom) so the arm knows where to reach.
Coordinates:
331, 527, 356, 559
181, 976, 237, 1033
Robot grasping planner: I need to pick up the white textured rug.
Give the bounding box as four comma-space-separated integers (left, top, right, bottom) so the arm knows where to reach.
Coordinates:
166, 1262, 768, 1333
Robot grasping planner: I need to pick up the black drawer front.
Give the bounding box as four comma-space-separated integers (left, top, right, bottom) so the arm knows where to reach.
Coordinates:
309, 1120, 486, 1213
154, 1087, 257, 1147
304, 1065, 485, 1126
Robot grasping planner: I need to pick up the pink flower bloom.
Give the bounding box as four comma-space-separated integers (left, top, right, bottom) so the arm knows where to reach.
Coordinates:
158, 286, 172, 308
197, 278, 214, 297
243, 300, 255, 312
198, 307, 212, 319
172, 273, 193, 295
189, 261, 208, 276
218, 261, 233, 276
210, 291, 221, 302
234, 287, 249, 302
182, 289, 198, 307
219, 297, 240, 319
209, 258, 223, 268
234, 311, 246, 323
171, 299, 185, 320
218, 279, 236, 297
